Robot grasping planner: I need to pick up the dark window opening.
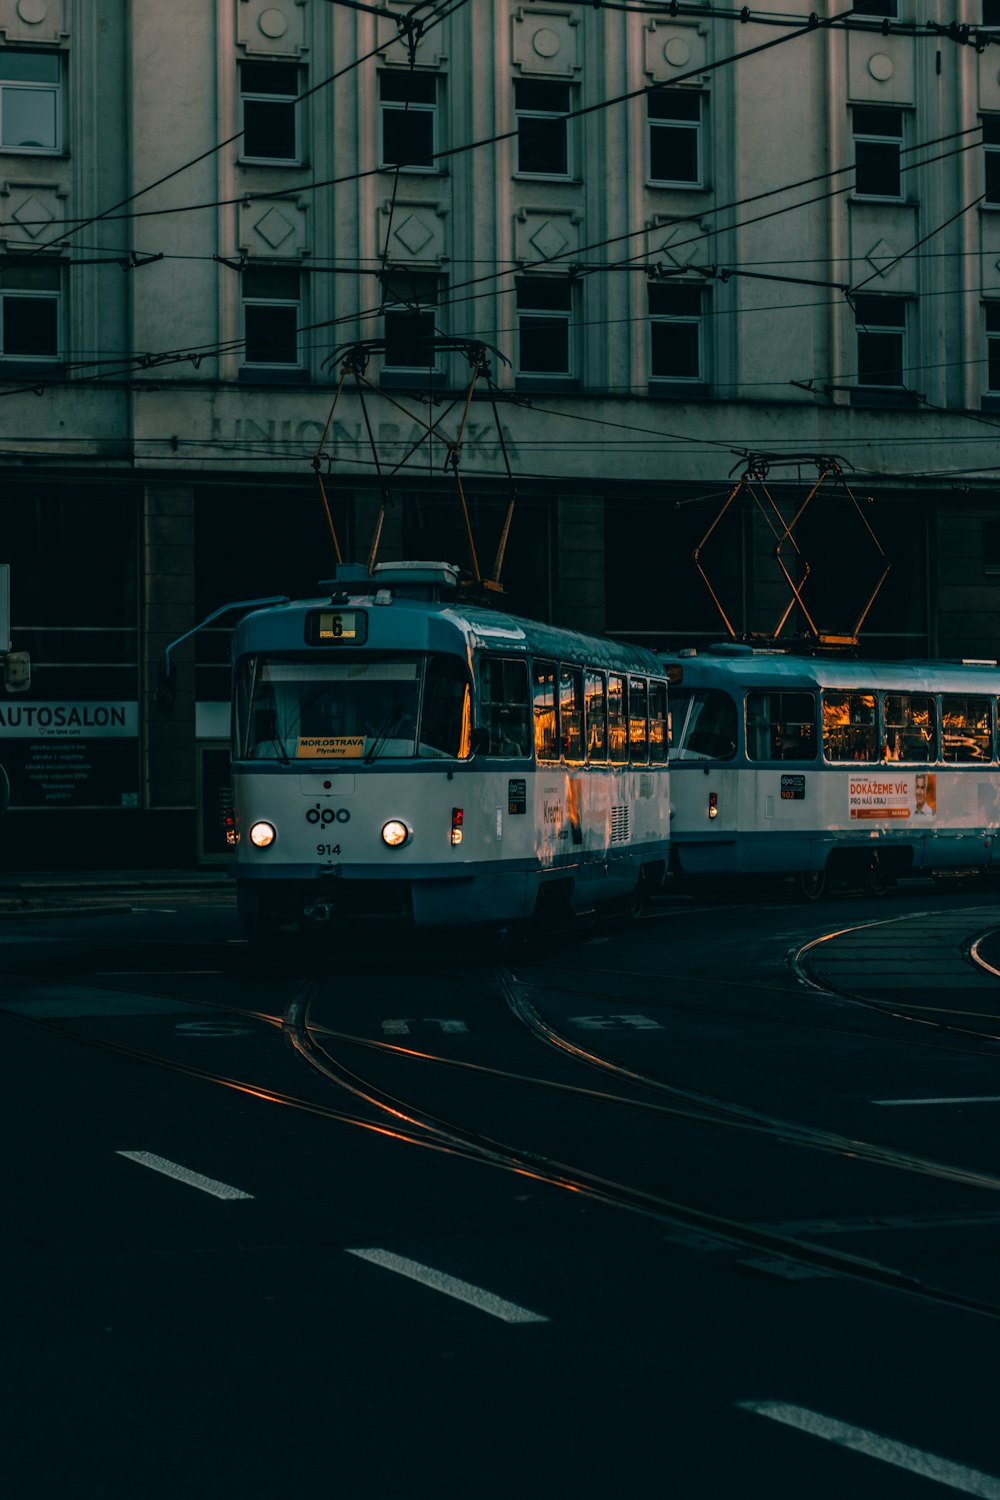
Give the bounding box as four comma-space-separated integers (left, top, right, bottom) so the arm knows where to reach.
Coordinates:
517, 277, 572, 375
648, 89, 701, 184
515, 78, 570, 176
853, 106, 903, 198
649, 282, 703, 381
240, 62, 299, 161
855, 294, 906, 387
380, 71, 437, 169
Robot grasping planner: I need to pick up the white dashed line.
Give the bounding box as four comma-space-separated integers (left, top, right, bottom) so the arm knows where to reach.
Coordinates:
116, 1151, 254, 1200
345, 1248, 548, 1324
739, 1401, 1000, 1496
873, 1096, 1000, 1107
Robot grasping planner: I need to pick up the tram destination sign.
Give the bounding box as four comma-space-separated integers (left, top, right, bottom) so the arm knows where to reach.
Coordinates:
306, 609, 367, 645
0, 700, 139, 808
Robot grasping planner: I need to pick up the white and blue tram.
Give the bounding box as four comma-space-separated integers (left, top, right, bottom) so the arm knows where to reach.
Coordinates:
229, 561, 670, 934
662, 644, 1000, 896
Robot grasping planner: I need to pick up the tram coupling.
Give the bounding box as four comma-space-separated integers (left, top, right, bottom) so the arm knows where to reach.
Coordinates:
303, 900, 335, 925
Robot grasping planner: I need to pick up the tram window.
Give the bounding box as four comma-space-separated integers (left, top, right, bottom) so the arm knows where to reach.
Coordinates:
648, 681, 668, 763
823, 692, 877, 762
608, 673, 628, 763
585, 669, 607, 762
882, 693, 935, 762
942, 695, 992, 762
745, 691, 817, 762
478, 656, 530, 757
233, 657, 254, 757
671, 688, 737, 761
629, 677, 649, 762
533, 660, 559, 761
419, 655, 472, 759
560, 667, 584, 760
243, 657, 421, 761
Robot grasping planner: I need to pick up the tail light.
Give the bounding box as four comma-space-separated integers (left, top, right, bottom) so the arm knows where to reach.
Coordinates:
451, 807, 464, 846
708, 792, 718, 819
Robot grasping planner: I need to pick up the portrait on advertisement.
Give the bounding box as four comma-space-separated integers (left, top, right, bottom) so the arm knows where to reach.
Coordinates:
913, 771, 936, 817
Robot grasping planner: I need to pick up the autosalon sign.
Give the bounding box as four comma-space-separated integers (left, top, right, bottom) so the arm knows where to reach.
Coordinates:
0, 701, 139, 808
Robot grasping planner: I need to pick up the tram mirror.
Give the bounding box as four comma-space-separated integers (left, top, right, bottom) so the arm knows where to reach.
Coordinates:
468, 726, 490, 758
155, 662, 177, 713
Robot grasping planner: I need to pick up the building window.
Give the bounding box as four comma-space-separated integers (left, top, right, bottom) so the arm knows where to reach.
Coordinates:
379, 72, 437, 170
987, 304, 1000, 389
851, 0, 898, 15
0, 50, 60, 152
649, 281, 704, 382
648, 90, 702, 185
984, 118, 1000, 204
984, 1, 1000, 23
242, 266, 300, 366
240, 62, 300, 162
516, 278, 573, 375
853, 106, 904, 199
381, 270, 441, 370
514, 79, 571, 176
855, 295, 906, 386
0, 262, 60, 358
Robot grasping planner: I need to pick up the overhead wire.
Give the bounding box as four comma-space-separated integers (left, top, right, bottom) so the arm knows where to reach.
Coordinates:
1, 122, 984, 395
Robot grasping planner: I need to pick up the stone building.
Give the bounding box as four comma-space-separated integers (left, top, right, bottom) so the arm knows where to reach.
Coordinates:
0, 0, 997, 865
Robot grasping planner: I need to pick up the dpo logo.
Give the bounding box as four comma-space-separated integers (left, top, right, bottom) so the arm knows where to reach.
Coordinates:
306, 805, 351, 826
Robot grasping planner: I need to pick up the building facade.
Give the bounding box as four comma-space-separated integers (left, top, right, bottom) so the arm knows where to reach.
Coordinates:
0, 0, 998, 866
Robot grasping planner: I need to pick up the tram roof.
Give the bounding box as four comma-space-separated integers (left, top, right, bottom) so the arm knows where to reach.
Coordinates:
232, 589, 665, 675
661, 645, 1000, 693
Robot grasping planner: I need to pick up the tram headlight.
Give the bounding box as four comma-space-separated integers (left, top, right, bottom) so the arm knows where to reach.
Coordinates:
381, 819, 410, 848
249, 820, 277, 848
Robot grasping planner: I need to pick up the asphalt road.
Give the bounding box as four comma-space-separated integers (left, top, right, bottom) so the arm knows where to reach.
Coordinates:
3, 877, 1000, 1498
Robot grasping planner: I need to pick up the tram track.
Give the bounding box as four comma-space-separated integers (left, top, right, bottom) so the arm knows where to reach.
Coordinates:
273, 956, 1000, 1326
7, 896, 1000, 1328
791, 905, 1000, 1046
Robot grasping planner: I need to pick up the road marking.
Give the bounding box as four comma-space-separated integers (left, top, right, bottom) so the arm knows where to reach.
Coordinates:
873, 1096, 1000, 1106
116, 1151, 253, 1200
345, 1249, 548, 1324
97, 969, 225, 976
739, 1401, 1000, 1496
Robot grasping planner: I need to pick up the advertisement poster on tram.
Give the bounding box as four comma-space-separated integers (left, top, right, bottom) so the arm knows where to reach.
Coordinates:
0, 701, 139, 808
849, 772, 936, 821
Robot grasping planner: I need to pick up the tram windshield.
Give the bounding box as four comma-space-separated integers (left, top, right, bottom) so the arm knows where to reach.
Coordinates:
236, 654, 471, 761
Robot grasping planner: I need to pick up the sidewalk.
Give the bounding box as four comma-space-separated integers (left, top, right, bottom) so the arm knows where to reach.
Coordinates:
0, 868, 234, 919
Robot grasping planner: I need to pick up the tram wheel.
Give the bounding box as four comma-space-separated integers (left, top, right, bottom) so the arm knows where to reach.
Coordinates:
796, 869, 826, 902
624, 880, 648, 920
864, 861, 890, 897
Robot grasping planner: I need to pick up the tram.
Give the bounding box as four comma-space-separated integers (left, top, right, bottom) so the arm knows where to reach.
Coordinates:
662, 644, 1000, 897
229, 560, 671, 935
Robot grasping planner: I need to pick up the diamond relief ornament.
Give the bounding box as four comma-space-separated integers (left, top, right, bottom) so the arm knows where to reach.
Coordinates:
394, 214, 434, 255
529, 220, 569, 260
12, 195, 53, 238
253, 206, 295, 248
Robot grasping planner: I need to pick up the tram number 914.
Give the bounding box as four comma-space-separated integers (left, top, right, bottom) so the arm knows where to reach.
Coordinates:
317, 844, 342, 857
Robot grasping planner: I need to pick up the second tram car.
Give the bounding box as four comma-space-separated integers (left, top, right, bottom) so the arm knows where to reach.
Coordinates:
662, 644, 1000, 897
230, 561, 671, 934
